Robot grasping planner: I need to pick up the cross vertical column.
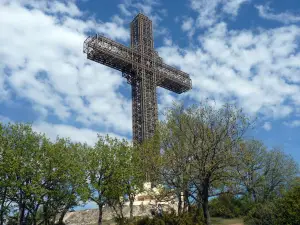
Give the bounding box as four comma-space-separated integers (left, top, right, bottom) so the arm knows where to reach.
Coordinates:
130, 14, 158, 144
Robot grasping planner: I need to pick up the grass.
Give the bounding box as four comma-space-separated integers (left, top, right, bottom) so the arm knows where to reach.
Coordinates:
211, 217, 244, 225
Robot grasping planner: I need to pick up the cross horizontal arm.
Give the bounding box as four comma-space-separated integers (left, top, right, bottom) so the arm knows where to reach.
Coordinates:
84, 35, 161, 74
83, 35, 134, 74
157, 63, 192, 94
83, 35, 192, 93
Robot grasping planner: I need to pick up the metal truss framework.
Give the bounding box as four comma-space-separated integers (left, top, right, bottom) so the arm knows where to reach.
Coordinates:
84, 13, 192, 143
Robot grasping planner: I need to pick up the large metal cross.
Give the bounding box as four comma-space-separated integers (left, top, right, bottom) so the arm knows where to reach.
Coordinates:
83, 13, 192, 144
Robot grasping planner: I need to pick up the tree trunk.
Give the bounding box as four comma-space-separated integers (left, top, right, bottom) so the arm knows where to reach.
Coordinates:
119, 202, 124, 225
59, 205, 70, 224
97, 204, 103, 225
202, 181, 211, 225
193, 194, 202, 224
0, 187, 7, 225
202, 197, 211, 225
0, 209, 3, 225
24, 211, 30, 225
248, 188, 257, 203
129, 194, 134, 219
43, 203, 49, 225
177, 192, 182, 215
183, 189, 190, 213
252, 189, 258, 202
18, 202, 25, 225
32, 216, 37, 225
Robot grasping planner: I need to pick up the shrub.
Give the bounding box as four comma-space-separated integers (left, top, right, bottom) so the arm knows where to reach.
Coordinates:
274, 186, 300, 225
209, 193, 247, 218
124, 210, 205, 225
244, 202, 276, 225
245, 186, 300, 225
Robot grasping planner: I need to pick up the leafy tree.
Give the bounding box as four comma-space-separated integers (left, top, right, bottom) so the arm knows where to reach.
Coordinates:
39, 138, 89, 224
138, 132, 162, 185
106, 140, 144, 222
261, 148, 298, 200
155, 103, 251, 225
234, 140, 268, 202
0, 123, 89, 225
157, 105, 195, 214
235, 140, 298, 204
86, 135, 124, 225
0, 123, 14, 225
3, 123, 43, 225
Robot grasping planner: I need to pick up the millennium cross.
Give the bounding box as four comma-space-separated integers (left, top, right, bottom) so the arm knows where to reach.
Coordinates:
83, 13, 192, 143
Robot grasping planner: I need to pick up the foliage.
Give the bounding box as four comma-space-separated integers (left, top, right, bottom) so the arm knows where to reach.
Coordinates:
209, 194, 245, 218
244, 185, 300, 225
272, 185, 300, 225
152, 102, 251, 225
0, 100, 299, 225
244, 202, 276, 225
86, 135, 144, 225
0, 123, 88, 225
234, 140, 268, 202
235, 140, 299, 203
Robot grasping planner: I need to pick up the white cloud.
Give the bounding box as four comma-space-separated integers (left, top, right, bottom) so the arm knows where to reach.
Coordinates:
118, 0, 161, 17
0, 1, 132, 136
163, 38, 173, 46
256, 5, 300, 24
32, 121, 126, 146
223, 0, 249, 15
283, 120, 300, 128
263, 122, 272, 131
190, 0, 250, 28
9, 0, 83, 17
158, 22, 300, 119
0, 115, 12, 124
0, 68, 10, 101
118, 3, 132, 17
181, 17, 195, 38
0, 115, 127, 145
117, 0, 167, 34
182, 17, 194, 31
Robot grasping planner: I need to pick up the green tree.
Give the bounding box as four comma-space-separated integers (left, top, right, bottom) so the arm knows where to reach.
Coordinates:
235, 140, 298, 203
235, 140, 268, 202
156, 103, 250, 225
39, 138, 89, 224
105, 140, 144, 222
3, 123, 43, 225
261, 148, 298, 201
0, 123, 89, 225
86, 135, 123, 225
0, 123, 14, 225
157, 105, 194, 214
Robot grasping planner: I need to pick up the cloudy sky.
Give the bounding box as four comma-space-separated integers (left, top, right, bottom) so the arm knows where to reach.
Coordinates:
0, 0, 300, 163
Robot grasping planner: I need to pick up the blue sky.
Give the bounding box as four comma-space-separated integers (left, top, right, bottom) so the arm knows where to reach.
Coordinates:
0, 0, 300, 165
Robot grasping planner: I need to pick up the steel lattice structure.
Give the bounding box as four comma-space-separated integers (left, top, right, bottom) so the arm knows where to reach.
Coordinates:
83, 13, 192, 143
